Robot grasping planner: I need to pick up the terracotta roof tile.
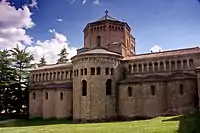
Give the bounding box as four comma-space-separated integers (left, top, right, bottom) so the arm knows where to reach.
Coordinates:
31, 82, 72, 89
123, 47, 200, 61
97, 15, 118, 22
78, 48, 121, 56
30, 62, 72, 71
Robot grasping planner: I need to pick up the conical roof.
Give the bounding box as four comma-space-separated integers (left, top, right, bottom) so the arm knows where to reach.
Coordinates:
96, 10, 119, 22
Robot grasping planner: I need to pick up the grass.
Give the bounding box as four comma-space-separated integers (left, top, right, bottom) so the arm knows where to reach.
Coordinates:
0, 113, 200, 133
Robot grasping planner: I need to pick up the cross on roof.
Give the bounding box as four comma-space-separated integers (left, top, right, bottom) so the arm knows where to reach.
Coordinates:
105, 10, 108, 16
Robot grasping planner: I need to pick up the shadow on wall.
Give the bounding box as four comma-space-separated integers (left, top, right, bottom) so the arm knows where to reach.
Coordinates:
0, 118, 74, 128
162, 112, 200, 133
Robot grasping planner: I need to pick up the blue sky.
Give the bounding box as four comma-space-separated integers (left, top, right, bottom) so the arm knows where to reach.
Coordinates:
1, 0, 200, 63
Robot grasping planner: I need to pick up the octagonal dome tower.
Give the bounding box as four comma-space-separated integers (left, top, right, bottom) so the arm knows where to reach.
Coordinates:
78, 10, 136, 57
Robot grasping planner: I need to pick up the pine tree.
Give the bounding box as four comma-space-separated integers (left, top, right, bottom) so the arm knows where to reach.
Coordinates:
38, 56, 46, 67
57, 47, 68, 64
0, 49, 15, 116
10, 45, 34, 117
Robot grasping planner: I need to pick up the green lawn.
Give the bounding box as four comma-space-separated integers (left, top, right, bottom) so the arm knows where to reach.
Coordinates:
0, 113, 200, 133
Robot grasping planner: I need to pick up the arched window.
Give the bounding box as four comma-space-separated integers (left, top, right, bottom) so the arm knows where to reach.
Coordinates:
150, 85, 155, 96
138, 64, 142, 73
106, 67, 109, 75
70, 71, 73, 79
154, 62, 158, 71
82, 80, 87, 96
36, 74, 38, 82
45, 92, 48, 100
61, 71, 64, 80
65, 71, 68, 79
171, 61, 175, 70
177, 60, 181, 69
50, 73, 52, 80
179, 84, 184, 95
39, 74, 42, 81
189, 59, 194, 69
128, 87, 132, 97
53, 72, 56, 80
97, 67, 101, 75
32, 92, 36, 100
133, 64, 137, 73
84, 68, 87, 75
143, 63, 147, 72
97, 35, 101, 47
91, 67, 95, 75
160, 62, 164, 71
128, 64, 132, 73
166, 61, 169, 70
43, 73, 45, 81
57, 72, 60, 80
149, 63, 153, 72
46, 73, 49, 81
106, 79, 112, 95
111, 68, 114, 75
60, 92, 64, 100
32, 74, 35, 82
183, 59, 187, 69
76, 69, 79, 76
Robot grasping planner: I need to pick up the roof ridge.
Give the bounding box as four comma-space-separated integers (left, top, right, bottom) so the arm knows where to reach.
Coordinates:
133, 46, 200, 57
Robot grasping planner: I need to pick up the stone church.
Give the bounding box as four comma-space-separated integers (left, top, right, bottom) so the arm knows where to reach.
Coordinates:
29, 12, 200, 122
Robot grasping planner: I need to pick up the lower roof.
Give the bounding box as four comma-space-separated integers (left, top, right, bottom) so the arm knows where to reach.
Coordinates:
123, 47, 200, 61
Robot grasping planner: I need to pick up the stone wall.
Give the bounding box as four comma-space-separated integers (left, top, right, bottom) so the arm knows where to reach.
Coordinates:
29, 89, 43, 118
167, 79, 197, 115
72, 54, 121, 121
43, 89, 55, 119
29, 64, 73, 119
83, 21, 134, 57
29, 88, 72, 119
118, 82, 167, 118
124, 54, 198, 77
118, 78, 197, 119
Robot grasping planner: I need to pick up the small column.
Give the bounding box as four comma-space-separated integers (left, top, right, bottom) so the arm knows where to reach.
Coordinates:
152, 62, 155, 72
157, 61, 160, 71
187, 59, 190, 69
147, 63, 149, 72
175, 60, 177, 70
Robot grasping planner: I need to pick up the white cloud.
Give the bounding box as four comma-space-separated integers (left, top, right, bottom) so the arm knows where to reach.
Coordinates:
82, 0, 87, 4
49, 29, 56, 33
71, 0, 76, 3
26, 30, 77, 64
29, 0, 37, 8
0, 0, 77, 64
71, 0, 99, 5
0, 0, 34, 49
93, 0, 100, 5
150, 45, 163, 52
56, 18, 63, 22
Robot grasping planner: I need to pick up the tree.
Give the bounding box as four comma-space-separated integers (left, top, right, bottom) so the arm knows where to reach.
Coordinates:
0, 49, 15, 116
10, 45, 34, 117
57, 47, 68, 64
38, 56, 46, 67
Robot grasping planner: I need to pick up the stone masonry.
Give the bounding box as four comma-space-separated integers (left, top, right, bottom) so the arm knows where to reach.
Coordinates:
29, 12, 200, 122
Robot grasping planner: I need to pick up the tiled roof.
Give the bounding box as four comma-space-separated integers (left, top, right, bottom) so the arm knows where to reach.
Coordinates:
97, 15, 118, 22
30, 62, 72, 71
31, 82, 72, 89
123, 47, 200, 61
78, 48, 121, 56
120, 73, 196, 84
